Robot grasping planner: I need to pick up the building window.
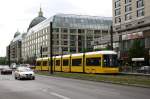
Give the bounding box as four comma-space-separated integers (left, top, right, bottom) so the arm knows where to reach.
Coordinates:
137, 0, 144, 8
125, 4, 132, 12
70, 41, 76, 46
137, 8, 144, 17
115, 0, 120, 8
115, 8, 121, 16
63, 41, 68, 45
62, 34, 68, 39
53, 28, 59, 33
115, 17, 121, 23
125, 0, 131, 4
70, 29, 76, 33
94, 30, 101, 34
61, 28, 68, 33
62, 47, 68, 51
125, 13, 132, 20
78, 29, 85, 33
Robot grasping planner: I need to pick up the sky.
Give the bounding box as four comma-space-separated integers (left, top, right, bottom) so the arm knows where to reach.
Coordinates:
0, 0, 112, 57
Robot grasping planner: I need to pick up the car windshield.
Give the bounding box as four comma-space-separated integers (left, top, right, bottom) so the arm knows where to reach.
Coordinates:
18, 68, 32, 72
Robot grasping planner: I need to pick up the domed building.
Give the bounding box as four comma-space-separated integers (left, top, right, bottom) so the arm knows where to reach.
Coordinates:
22, 13, 112, 61
6, 31, 26, 64
14, 31, 20, 38
27, 8, 46, 31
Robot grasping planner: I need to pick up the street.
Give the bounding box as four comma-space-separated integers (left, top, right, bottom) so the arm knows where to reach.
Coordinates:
0, 73, 150, 99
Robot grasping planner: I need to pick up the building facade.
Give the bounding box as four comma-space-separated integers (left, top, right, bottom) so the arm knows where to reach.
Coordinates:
113, 0, 150, 64
6, 31, 26, 63
22, 10, 112, 61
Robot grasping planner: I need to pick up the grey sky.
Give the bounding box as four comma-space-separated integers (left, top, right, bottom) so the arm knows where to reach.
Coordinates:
0, 0, 112, 57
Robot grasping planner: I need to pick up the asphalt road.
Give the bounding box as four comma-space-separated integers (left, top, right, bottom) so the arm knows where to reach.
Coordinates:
0, 73, 150, 99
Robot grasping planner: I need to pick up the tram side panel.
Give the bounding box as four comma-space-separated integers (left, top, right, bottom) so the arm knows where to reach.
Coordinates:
71, 57, 83, 73
36, 60, 42, 71
84, 54, 102, 73
62, 55, 70, 72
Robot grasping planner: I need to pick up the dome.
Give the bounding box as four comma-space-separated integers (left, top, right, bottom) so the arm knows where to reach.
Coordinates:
14, 31, 21, 38
28, 8, 46, 31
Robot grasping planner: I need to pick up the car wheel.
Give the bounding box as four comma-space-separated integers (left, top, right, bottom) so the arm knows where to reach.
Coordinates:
15, 76, 17, 79
32, 77, 35, 80
17, 75, 21, 80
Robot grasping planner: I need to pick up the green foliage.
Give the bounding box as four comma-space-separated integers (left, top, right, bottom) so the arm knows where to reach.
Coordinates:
0, 57, 7, 65
94, 44, 112, 51
128, 39, 144, 60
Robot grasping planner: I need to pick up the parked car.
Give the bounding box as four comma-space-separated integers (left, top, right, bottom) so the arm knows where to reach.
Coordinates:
137, 66, 150, 74
14, 67, 35, 80
19, 64, 31, 67
1, 66, 12, 75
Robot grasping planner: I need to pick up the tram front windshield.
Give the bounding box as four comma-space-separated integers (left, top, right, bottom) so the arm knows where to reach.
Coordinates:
103, 54, 118, 67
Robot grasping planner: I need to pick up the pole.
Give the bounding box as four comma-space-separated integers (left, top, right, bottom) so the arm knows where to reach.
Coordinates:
40, 46, 43, 71
40, 46, 43, 58
82, 36, 85, 73
50, 22, 53, 74
110, 25, 113, 50
61, 48, 63, 72
8, 45, 11, 67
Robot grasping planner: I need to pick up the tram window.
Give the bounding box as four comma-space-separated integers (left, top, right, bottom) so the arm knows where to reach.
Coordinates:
86, 58, 101, 66
63, 59, 69, 66
37, 61, 41, 66
56, 60, 60, 66
72, 59, 82, 66
103, 55, 118, 67
43, 61, 47, 66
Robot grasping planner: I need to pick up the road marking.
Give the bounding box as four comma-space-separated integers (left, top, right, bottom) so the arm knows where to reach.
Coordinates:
50, 92, 70, 99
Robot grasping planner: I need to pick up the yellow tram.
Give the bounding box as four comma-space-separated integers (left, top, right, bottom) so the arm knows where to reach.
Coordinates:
35, 51, 119, 74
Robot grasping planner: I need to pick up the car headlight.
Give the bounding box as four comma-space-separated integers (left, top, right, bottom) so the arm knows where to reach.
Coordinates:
32, 73, 35, 76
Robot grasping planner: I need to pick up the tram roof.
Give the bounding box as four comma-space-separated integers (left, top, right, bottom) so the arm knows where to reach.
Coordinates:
62, 55, 71, 58
85, 51, 117, 55
71, 53, 83, 56
55, 56, 61, 58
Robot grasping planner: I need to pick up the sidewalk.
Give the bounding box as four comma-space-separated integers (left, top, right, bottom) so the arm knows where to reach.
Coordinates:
120, 72, 150, 76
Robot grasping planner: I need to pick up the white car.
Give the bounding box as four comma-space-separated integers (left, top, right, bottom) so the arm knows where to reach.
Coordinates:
14, 67, 35, 80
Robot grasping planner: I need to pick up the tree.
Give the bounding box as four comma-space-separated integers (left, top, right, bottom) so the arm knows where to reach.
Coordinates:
94, 44, 112, 51
0, 57, 7, 65
128, 39, 145, 60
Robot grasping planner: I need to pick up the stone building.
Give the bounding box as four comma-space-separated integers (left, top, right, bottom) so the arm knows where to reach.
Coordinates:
112, 0, 150, 64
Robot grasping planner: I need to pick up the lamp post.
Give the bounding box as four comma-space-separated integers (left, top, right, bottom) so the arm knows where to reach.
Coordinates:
82, 36, 85, 73
40, 46, 43, 58
61, 48, 63, 72
110, 25, 113, 50
49, 22, 53, 74
8, 45, 11, 67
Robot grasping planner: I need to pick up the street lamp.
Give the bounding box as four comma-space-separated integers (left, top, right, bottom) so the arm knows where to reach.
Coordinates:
8, 45, 11, 67
49, 22, 53, 74
110, 25, 113, 50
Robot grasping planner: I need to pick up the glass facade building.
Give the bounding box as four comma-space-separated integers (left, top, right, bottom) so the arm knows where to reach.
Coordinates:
22, 14, 112, 60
